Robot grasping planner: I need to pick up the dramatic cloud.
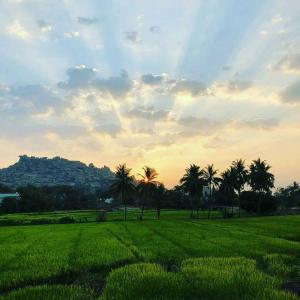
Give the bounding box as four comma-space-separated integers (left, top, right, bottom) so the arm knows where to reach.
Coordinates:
58, 65, 97, 89
178, 117, 223, 132
271, 52, 300, 74
94, 123, 122, 137
141, 74, 165, 85
93, 70, 132, 98
224, 80, 252, 92
77, 16, 99, 25
171, 79, 207, 97
59, 66, 132, 98
126, 106, 169, 121
10, 84, 62, 113
280, 80, 300, 103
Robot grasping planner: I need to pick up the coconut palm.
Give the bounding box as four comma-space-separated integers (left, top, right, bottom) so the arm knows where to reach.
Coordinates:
110, 164, 135, 220
219, 168, 237, 217
138, 166, 159, 220
231, 159, 248, 216
249, 158, 274, 214
203, 164, 220, 218
154, 183, 166, 220
180, 164, 205, 218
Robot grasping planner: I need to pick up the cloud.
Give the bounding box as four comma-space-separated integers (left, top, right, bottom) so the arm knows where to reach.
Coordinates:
149, 26, 161, 33
126, 106, 169, 121
7, 20, 30, 40
94, 123, 122, 137
272, 14, 282, 23
58, 65, 97, 89
225, 80, 252, 92
259, 30, 268, 36
171, 79, 207, 97
124, 31, 139, 43
141, 74, 165, 85
222, 66, 232, 71
237, 118, 279, 129
280, 80, 300, 103
136, 128, 155, 135
178, 116, 222, 131
36, 20, 52, 33
63, 31, 80, 38
59, 67, 132, 98
93, 70, 132, 98
271, 52, 300, 74
77, 16, 99, 25
10, 84, 62, 113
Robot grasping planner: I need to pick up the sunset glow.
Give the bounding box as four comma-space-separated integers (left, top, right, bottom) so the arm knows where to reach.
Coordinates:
0, 0, 300, 188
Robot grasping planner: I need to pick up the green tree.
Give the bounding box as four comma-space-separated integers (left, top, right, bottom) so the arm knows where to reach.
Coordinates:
138, 166, 159, 220
203, 164, 220, 218
180, 164, 205, 218
249, 158, 275, 214
110, 164, 136, 220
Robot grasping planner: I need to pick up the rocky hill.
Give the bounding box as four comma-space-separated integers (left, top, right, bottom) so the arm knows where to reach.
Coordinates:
0, 155, 115, 191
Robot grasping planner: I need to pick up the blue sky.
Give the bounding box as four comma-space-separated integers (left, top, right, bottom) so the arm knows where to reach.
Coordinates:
1, 0, 300, 187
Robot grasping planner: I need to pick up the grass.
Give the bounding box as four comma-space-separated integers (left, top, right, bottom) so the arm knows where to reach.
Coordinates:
0, 209, 224, 225
0, 213, 299, 299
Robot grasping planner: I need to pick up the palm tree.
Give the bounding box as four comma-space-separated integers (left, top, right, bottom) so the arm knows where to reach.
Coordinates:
231, 159, 248, 217
219, 168, 237, 217
203, 164, 220, 218
138, 166, 159, 220
249, 158, 274, 214
110, 164, 135, 221
155, 183, 166, 220
180, 164, 205, 218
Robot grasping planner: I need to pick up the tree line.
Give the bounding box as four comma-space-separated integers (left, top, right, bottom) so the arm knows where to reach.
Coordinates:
0, 158, 299, 217
111, 158, 277, 220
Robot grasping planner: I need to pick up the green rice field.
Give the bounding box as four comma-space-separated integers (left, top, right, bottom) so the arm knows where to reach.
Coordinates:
0, 213, 299, 299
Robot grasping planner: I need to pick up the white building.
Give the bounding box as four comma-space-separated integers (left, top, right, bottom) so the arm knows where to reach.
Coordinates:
0, 193, 20, 203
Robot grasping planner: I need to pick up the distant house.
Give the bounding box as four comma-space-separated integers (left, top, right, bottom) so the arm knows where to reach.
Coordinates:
202, 186, 210, 200
0, 193, 20, 203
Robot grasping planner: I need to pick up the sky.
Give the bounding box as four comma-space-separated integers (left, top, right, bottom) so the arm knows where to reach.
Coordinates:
0, 0, 300, 188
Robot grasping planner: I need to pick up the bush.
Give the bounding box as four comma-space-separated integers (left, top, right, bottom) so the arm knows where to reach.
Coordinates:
29, 218, 56, 225
58, 216, 75, 224
0, 219, 24, 226
96, 210, 107, 222
240, 191, 277, 213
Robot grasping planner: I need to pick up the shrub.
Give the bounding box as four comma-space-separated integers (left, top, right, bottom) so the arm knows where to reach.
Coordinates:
58, 216, 75, 224
240, 191, 277, 213
96, 210, 107, 222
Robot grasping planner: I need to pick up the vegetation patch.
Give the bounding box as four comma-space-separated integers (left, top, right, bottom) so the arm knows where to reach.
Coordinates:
101, 257, 298, 300
1, 284, 95, 300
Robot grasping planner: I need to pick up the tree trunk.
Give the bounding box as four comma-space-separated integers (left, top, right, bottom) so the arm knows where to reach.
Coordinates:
208, 183, 212, 219
140, 204, 144, 220
238, 190, 241, 217
122, 189, 126, 221
190, 195, 194, 218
